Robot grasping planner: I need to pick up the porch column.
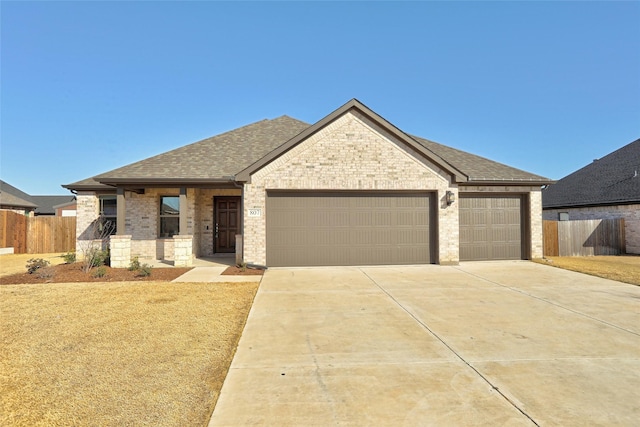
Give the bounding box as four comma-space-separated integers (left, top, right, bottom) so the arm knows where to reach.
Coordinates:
173, 235, 193, 267
116, 187, 126, 235
179, 187, 188, 235
110, 235, 132, 268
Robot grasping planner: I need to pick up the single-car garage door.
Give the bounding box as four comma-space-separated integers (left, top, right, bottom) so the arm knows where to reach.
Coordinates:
459, 195, 524, 261
266, 192, 433, 267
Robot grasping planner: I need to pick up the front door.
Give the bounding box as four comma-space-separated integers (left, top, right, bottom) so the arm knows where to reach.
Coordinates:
214, 197, 240, 253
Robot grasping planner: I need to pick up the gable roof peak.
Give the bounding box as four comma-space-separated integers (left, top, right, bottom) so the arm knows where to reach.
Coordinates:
236, 98, 468, 182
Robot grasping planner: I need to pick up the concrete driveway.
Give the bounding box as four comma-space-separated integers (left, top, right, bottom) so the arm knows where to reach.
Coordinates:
209, 261, 640, 426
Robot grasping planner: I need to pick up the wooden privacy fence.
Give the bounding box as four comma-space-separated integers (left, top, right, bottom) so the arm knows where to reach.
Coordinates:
543, 219, 626, 257
0, 211, 76, 254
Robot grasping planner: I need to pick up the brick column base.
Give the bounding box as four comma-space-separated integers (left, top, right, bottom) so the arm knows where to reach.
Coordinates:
173, 235, 193, 267
110, 235, 132, 268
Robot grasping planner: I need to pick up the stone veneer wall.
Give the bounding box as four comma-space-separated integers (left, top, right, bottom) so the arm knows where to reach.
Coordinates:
543, 204, 640, 254
460, 185, 545, 259
243, 110, 458, 266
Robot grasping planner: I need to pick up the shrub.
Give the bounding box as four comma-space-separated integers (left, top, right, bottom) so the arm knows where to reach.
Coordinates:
62, 252, 76, 264
92, 266, 108, 278
128, 257, 141, 271
26, 258, 50, 274
36, 266, 55, 280
84, 247, 110, 272
135, 263, 152, 277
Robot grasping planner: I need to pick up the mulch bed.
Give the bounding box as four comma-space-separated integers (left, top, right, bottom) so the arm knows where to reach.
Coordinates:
221, 266, 265, 276
0, 263, 193, 285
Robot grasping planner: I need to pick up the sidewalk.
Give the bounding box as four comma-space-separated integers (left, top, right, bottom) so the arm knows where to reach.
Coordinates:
160, 256, 264, 283
172, 266, 262, 283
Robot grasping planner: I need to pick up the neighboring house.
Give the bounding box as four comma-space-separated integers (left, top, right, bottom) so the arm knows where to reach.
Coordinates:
542, 138, 640, 254
32, 195, 77, 216
0, 180, 38, 216
63, 99, 552, 268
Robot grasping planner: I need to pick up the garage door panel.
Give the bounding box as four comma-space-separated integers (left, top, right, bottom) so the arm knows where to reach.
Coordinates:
266, 192, 432, 266
459, 195, 523, 261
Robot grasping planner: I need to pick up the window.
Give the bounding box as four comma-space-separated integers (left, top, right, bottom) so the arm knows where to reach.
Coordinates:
559, 212, 569, 221
159, 196, 180, 237
99, 196, 117, 235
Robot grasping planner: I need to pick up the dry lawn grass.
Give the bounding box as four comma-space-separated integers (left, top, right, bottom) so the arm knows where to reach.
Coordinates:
536, 255, 640, 286
1, 280, 259, 426
0, 253, 67, 277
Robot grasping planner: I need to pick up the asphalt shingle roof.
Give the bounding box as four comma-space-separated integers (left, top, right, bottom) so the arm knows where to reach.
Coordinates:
95, 116, 309, 182
410, 135, 549, 183
0, 180, 38, 209
542, 138, 640, 208
65, 104, 550, 189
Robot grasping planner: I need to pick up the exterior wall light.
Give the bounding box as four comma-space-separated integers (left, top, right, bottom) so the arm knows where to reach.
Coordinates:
445, 191, 455, 206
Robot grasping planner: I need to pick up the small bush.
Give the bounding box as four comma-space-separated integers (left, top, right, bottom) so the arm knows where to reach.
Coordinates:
84, 248, 110, 272
62, 252, 76, 264
26, 258, 50, 274
128, 257, 141, 271
36, 266, 55, 280
135, 264, 152, 277
92, 266, 108, 278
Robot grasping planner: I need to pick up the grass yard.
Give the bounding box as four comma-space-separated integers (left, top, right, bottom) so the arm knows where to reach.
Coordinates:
0, 253, 67, 277
1, 280, 259, 426
536, 255, 640, 286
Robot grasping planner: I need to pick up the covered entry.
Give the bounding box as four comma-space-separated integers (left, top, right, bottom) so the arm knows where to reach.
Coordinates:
459, 194, 525, 261
266, 191, 434, 267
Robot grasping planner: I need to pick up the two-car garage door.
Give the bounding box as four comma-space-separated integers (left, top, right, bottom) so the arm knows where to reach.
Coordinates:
266, 192, 433, 267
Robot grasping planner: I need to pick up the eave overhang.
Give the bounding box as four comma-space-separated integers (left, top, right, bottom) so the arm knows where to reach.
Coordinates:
543, 199, 640, 210
462, 179, 556, 186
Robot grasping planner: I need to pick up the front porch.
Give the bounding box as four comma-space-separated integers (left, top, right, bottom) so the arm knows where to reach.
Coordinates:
75, 186, 244, 268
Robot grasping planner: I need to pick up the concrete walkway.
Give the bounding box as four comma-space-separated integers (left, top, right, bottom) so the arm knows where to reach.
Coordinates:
209, 261, 640, 426
153, 256, 263, 283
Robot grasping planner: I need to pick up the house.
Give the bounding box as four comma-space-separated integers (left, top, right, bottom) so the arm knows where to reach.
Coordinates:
0, 181, 77, 217
32, 195, 77, 216
542, 138, 640, 254
0, 180, 38, 216
63, 99, 552, 268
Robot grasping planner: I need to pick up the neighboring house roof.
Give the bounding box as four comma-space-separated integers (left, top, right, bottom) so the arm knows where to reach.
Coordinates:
543, 138, 640, 209
31, 195, 77, 215
0, 180, 38, 209
65, 99, 552, 190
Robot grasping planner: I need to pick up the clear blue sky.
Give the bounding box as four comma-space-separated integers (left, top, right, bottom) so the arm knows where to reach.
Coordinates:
2, 1, 639, 195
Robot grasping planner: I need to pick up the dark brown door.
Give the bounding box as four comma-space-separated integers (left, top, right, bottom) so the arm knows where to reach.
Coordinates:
214, 197, 240, 253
